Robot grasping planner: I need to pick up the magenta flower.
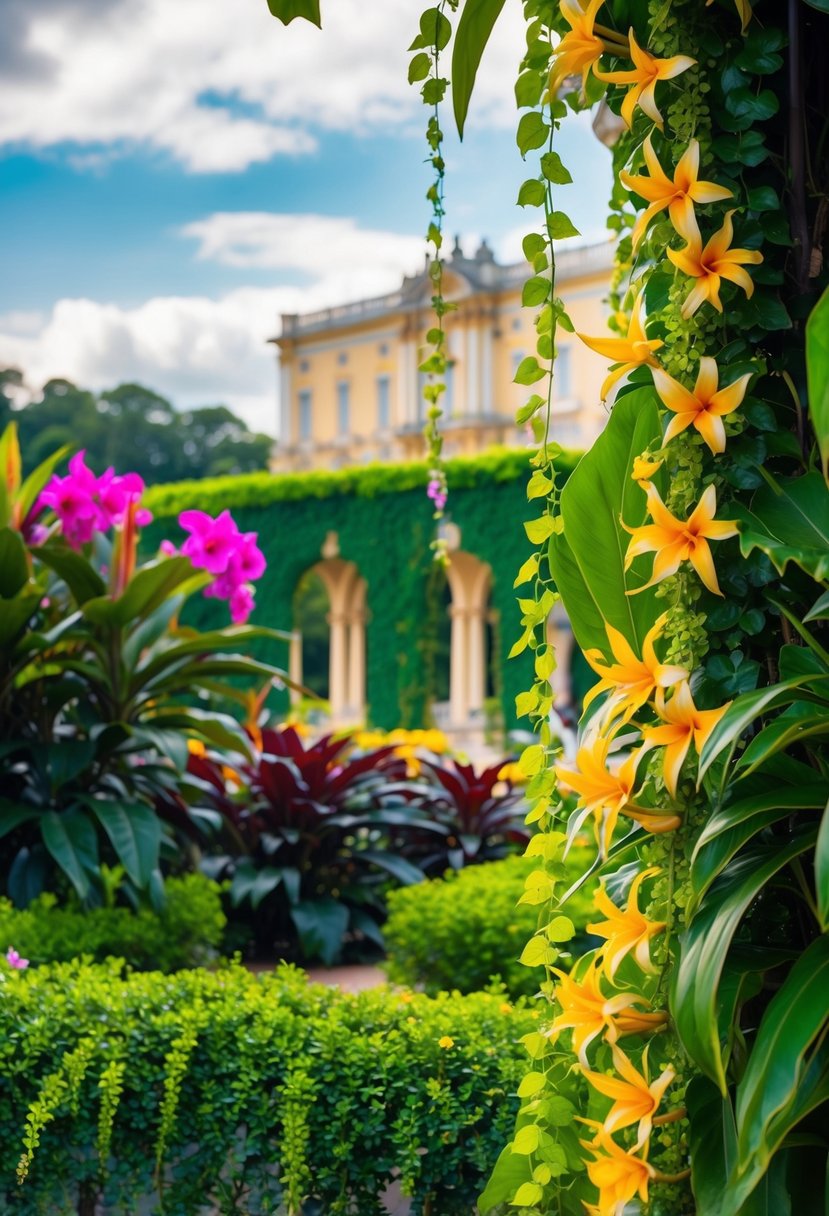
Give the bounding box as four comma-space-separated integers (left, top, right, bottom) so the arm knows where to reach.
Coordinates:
6, 948, 28, 970
159, 539, 178, 556
232, 532, 266, 583
38, 451, 152, 549
179, 509, 240, 575
229, 584, 255, 624
97, 469, 145, 528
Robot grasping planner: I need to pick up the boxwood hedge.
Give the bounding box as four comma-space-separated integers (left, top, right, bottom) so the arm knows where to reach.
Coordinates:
0, 960, 537, 1215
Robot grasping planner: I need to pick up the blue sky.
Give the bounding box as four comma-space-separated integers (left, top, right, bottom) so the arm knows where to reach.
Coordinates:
0, 0, 612, 433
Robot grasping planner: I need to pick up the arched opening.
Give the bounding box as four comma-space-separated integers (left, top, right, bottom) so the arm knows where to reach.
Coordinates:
291, 558, 367, 726
436, 550, 495, 731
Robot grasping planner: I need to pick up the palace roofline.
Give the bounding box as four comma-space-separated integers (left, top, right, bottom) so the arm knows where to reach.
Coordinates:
272, 239, 615, 343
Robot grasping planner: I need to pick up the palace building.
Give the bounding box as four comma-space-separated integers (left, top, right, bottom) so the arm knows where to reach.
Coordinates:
271, 238, 615, 471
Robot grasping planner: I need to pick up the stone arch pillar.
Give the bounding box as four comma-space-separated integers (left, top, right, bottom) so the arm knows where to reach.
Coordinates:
445, 551, 492, 727
294, 557, 367, 726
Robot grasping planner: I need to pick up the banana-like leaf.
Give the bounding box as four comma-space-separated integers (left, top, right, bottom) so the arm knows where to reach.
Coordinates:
698, 675, 829, 780
731, 936, 829, 1208
549, 387, 663, 655
35, 545, 106, 605
672, 828, 817, 1091
806, 283, 829, 478
689, 783, 827, 911
40, 808, 99, 900
736, 702, 829, 776
804, 589, 829, 622
452, 0, 507, 136
83, 798, 162, 888
144, 707, 253, 758
733, 471, 829, 581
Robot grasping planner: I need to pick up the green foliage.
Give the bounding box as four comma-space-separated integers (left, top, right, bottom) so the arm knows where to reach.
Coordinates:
451, 0, 507, 136
0, 960, 533, 1214
0, 374, 272, 485
384, 853, 597, 999
0, 874, 226, 971
265, 0, 321, 26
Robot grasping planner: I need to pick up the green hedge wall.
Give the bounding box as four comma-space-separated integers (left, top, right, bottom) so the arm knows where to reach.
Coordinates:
0, 960, 535, 1215
143, 447, 580, 730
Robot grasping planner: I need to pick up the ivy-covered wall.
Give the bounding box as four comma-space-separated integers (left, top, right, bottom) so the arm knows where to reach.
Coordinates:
144, 447, 580, 730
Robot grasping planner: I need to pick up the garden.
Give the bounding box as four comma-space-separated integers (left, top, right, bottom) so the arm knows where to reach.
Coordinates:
1, 0, 828, 1213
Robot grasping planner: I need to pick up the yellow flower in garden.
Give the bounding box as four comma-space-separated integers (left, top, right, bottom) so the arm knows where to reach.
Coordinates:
500, 1002, 513, 1015
582, 1044, 675, 1148
706, 0, 752, 33
438, 1035, 455, 1050
653, 357, 752, 454
556, 733, 681, 855
623, 482, 738, 596
595, 30, 695, 129
642, 683, 730, 795
619, 136, 733, 250
581, 1126, 656, 1214
586, 867, 665, 979
577, 292, 663, 400
498, 761, 525, 785
582, 614, 688, 725
354, 729, 388, 750
549, 0, 621, 95
187, 738, 207, 757
667, 209, 763, 317
548, 960, 667, 1066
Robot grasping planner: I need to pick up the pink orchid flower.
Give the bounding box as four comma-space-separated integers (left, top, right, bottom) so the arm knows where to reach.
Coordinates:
229, 584, 255, 624
6, 948, 28, 970
179, 509, 240, 575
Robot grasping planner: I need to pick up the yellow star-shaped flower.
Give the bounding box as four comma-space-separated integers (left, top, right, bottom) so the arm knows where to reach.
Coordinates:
582, 1044, 675, 1148
547, 959, 667, 1066
667, 209, 763, 318
620, 135, 733, 250
582, 613, 688, 726
623, 482, 739, 597
581, 1125, 656, 1215
653, 357, 752, 454
641, 682, 730, 795
577, 291, 663, 401
595, 29, 695, 129
586, 866, 665, 979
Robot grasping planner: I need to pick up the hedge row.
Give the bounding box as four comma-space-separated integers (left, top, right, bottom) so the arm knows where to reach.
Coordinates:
0, 961, 537, 1215
384, 854, 598, 999
143, 445, 581, 518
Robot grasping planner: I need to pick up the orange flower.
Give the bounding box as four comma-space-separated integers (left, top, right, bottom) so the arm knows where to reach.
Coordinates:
619, 136, 732, 250
555, 733, 681, 856
577, 292, 663, 400
595, 29, 695, 129
706, 0, 752, 33
623, 482, 738, 596
667, 209, 763, 317
549, 1, 629, 95
582, 1127, 656, 1214
582, 1044, 675, 1148
583, 614, 688, 726
587, 867, 665, 979
642, 682, 730, 795
548, 959, 667, 1066
653, 357, 752, 454
631, 455, 663, 484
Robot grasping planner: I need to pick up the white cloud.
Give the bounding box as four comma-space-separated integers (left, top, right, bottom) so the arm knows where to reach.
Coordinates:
1, 0, 526, 173
0, 216, 427, 435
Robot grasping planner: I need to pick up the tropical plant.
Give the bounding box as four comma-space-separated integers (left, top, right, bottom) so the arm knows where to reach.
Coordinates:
0, 427, 289, 906
267, 0, 829, 1212
194, 726, 445, 963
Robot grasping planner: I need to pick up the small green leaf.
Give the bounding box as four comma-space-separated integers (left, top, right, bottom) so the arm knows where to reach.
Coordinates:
265, 0, 321, 27
525, 516, 555, 543
517, 178, 546, 207
522, 276, 551, 307
516, 111, 549, 156
547, 211, 580, 240
408, 52, 431, 83
511, 1181, 544, 1206
539, 151, 572, 184
513, 356, 546, 385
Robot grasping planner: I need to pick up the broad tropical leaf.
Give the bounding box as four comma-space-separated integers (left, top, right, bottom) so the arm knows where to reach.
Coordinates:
452, 0, 508, 136
40, 808, 99, 899
806, 283, 829, 477
84, 799, 162, 887
733, 471, 829, 581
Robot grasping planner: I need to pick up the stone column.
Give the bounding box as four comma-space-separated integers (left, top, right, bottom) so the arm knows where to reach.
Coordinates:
279, 360, 293, 447
480, 314, 494, 415
449, 605, 469, 725
465, 323, 480, 415
328, 610, 348, 721
398, 337, 416, 425
467, 608, 487, 712
289, 630, 303, 705
347, 613, 365, 720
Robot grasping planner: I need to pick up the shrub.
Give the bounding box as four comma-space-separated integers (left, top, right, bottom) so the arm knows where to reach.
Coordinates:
384, 852, 597, 999
0, 960, 535, 1215
0, 873, 226, 971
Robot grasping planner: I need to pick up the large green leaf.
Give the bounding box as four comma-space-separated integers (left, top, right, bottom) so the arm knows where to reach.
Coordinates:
84, 799, 162, 888
290, 898, 349, 966
549, 387, 663, 655
816, 799, 829, 930
731, 937, 829, 1207
0, 593, 41, 649
689, 784, 827, 911
0, 528, 29, 598
40, 808, 98, 900
82, 557, 206, 627
672, 829, 817, 1091
478, 1143, 533, 1213
265, 0, 321, 26
733, 472, 829, 581
35, 544, 106, 605
451, 0, 507, 136
806, 283, 829, 476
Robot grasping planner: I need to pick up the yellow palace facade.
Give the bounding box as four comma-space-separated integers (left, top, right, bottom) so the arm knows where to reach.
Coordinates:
271, 238, 615, 470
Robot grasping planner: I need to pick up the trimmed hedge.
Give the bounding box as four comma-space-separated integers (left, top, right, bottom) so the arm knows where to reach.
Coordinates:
0, 874, 226, 972
0, 960, 536, 1215
384, 854, 598, 999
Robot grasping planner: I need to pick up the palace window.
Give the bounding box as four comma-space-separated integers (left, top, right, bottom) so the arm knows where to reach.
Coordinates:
298, 389, 312, 441
377, 375, 391, 430
337, 381, 351, 435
